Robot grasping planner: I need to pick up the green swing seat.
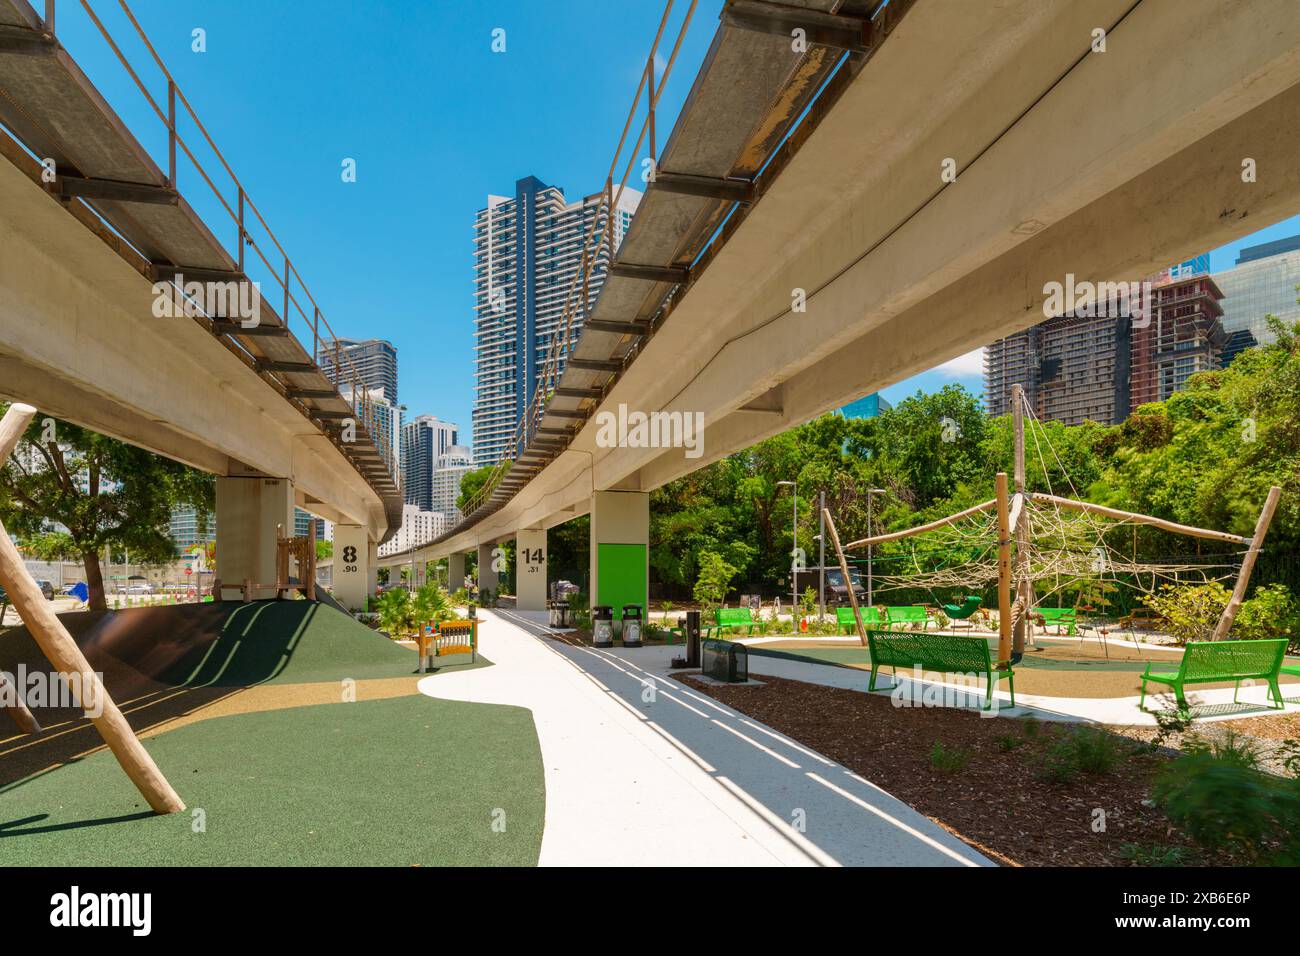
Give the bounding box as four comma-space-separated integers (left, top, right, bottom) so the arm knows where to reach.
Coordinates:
940, 595, 982, 620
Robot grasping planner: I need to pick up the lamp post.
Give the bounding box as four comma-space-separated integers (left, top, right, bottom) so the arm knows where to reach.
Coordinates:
778, 480, 797, 627
866, 488, 887, 608
817, 489, 826, 621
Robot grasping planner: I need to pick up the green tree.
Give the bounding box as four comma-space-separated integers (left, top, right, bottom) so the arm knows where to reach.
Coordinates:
0, 411, 213, 611
693, 551, 739, 608
456, 462, 511, 513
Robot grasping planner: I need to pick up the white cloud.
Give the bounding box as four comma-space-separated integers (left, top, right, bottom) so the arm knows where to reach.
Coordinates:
936, 348, 985, 378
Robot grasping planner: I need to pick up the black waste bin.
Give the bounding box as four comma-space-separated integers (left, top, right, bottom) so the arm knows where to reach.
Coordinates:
702, 639, 749, 683
621, 604, 643, 647
592, 605, 614, 647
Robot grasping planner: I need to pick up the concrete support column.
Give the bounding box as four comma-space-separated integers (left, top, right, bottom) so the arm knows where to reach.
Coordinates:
448, 552, 466, 592
477, 541, 499, 595
333, 523, 375, 613
516, 529, 548, 612
590, 491, 649, 619
215, 476, 294, 600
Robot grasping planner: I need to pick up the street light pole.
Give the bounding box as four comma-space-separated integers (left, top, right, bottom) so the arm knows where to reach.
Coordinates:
777, 480, 797, 628
818, 490, 826, 622
866, 488, 887, 608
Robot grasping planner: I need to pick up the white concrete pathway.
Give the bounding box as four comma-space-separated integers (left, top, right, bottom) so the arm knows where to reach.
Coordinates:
416, 608, 990, 867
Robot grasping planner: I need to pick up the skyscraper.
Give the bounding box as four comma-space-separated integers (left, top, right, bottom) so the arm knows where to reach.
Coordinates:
319, 337, 399, 403
402, 415, 459, 512
472, 176, 641, 467
985, 273, 1224, 424
1214, 233, 1300, 349
339, 384, 402, 479
432, 445, 475, 520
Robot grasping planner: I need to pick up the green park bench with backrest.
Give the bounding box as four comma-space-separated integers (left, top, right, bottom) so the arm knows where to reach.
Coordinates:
885, 606, 931, 630
1037, 606, 1079, 636
865, 629, 1014, 709
1139, 638, 1288, 715
706, 606, 758, 638
835, 605, 884, 634
1278, 643, 1300, 691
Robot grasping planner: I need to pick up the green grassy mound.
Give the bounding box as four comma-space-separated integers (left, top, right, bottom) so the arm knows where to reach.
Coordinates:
0, 600, 487, 692
0, 695, 544, 866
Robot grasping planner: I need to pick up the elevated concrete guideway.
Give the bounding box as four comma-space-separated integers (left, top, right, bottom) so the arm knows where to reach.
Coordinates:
0, 0, 402, 601
389, 0, 1300, 585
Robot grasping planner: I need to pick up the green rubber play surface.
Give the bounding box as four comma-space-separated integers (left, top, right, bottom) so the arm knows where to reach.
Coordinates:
0, 694, 544, 866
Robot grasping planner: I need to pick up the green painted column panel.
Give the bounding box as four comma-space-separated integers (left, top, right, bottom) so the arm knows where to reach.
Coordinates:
596, 543, 647, 617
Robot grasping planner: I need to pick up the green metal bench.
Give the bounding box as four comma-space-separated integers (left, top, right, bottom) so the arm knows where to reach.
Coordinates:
1037, 606, 1079, 636
885, 606, 931, 630
835, 605, 884, 634
1139, 638, 1288, 714
865, 629, 1014, 709
706, 606, 758, 638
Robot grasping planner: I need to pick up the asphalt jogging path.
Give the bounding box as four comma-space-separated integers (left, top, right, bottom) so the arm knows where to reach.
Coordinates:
417, 608, 991, 867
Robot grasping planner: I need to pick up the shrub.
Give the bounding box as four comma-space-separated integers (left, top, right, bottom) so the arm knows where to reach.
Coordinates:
930, 741, 973, 772
412, 584, 453, 630
1033, 726, 1129, 783
1070, 726, 1130, 775
1143, 583, 1230, 645
995, 733, 1025, 752
1153, 748, 1300, 864
1236, 583, 1300, 641
375, 588, 414, 637
1116, 843, 1198, 867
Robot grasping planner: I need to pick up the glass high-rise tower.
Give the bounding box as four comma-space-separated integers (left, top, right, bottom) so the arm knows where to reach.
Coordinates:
472, 176, 640, 467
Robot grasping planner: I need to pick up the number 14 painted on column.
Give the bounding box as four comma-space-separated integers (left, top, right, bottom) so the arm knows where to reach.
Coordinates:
522, 547, 544, 570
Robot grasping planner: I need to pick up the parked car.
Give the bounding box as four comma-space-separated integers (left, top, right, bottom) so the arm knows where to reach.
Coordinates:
0, 580, 54, 601
794, 567, 868, 606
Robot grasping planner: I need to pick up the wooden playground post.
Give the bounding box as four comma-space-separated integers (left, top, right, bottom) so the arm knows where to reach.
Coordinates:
0, 404, 184, 813
1211, 485, 1282, 641
823, 507, 869, 647
995, 472, 1013, 666
1011, 384, 1034, 655
305, 518, 317, 601
0, 670, 41, 734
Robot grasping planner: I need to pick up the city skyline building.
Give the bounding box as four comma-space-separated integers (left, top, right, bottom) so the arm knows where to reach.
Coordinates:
377, 505, 447, 559
401, 414, 460, 512
838, 392, 892, 420
319, 337, 400, 404
432, 444, 475, 521
471, 175, 641, 466
985, 272, 1225, 424
1213, 233, 1300, 351
339, 384, 402, 480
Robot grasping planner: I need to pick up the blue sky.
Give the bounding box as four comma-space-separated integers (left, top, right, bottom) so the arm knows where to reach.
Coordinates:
52, 0, 723, 441
46, 2, 1300, 437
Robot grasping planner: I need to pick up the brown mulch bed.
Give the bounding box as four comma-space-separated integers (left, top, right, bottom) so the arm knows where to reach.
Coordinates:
673, 671, 1225, 867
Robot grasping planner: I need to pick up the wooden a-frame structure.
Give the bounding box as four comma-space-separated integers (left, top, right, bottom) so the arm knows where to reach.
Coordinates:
824, 383, 1282, 666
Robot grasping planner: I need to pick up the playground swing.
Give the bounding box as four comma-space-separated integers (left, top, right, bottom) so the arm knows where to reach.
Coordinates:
940, 594, 983, 622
